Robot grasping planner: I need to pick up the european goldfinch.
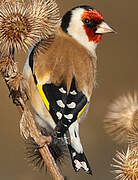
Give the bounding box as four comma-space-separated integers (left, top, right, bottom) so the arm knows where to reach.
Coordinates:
23, 5, 115, 174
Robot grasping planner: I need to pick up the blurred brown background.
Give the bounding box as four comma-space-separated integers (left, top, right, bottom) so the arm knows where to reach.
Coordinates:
0, 0, 138, 180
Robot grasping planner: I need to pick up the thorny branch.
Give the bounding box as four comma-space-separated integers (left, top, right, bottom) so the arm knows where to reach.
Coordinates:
0, 52, 65, 180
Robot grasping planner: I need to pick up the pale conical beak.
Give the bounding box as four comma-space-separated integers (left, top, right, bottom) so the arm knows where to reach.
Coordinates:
95, 21, 116, 34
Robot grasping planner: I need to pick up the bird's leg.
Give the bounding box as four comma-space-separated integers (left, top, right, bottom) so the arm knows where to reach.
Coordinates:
54, 118, 76, 138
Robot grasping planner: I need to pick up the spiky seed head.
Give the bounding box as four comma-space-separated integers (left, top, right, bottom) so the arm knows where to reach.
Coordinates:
30, 0, 60, 37
0, 51, 17, 77
0, 0, 60, 53
104, 93, 138, 144
128, 127, 138, 145
112, 146, 138, 180
25, 128, 68, 171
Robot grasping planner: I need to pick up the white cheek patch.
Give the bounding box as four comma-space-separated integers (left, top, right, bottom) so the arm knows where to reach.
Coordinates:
67, 7, 98, 54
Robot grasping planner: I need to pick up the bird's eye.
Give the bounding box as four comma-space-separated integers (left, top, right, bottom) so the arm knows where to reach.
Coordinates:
84, 18, 90, 24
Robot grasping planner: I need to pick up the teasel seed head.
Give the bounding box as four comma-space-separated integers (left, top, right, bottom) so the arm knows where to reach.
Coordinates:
112, 146, 138, 180
0, 0, 60, 53
104, 93, 138, 144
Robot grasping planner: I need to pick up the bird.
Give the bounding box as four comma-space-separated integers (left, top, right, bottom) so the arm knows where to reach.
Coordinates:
23, 5, 115, 175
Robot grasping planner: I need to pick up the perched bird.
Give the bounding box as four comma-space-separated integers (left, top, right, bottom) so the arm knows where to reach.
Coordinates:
23, 5, 115, 174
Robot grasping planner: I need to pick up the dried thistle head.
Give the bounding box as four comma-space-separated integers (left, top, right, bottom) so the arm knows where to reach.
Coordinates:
25, 130, 68, 171
104, 93, 138, 144
0, 52, 16, 76
112, 146, 138, 180
128, 127, 138, 145
0, 0, 60, 53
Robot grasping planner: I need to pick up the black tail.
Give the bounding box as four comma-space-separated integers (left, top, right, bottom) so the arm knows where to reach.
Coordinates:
25, 128, 68, 170
68, 145, 92, 175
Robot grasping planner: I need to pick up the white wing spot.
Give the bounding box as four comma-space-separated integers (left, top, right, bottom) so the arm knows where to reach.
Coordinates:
72, 152, 76, 157
74, 160, 89, 172
56, 131, 61, 134
63, 124, 68, 127
56, 112, 62, 120
70, 90, 77, 95
74, 160, 82, 171
56, 100, 65, 108
64, 114, 73, 120
64, 135, 68, 144
59, 87, 66, 94
81, 161, 89, 172
67, 102, 76, 109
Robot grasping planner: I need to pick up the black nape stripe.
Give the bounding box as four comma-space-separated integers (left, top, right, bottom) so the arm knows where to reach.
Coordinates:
72, 5, 94, 11
61, 10, 72, 33
61, 5, 94, 33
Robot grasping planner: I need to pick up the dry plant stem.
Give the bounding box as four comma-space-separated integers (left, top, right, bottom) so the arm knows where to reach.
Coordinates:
20, 100, 64, 180
0, 53, 64, 180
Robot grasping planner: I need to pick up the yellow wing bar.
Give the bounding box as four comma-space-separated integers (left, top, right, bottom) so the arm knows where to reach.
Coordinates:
77, 103, 87, 118
37, 84, 50, 110
37, 84, 87, 120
